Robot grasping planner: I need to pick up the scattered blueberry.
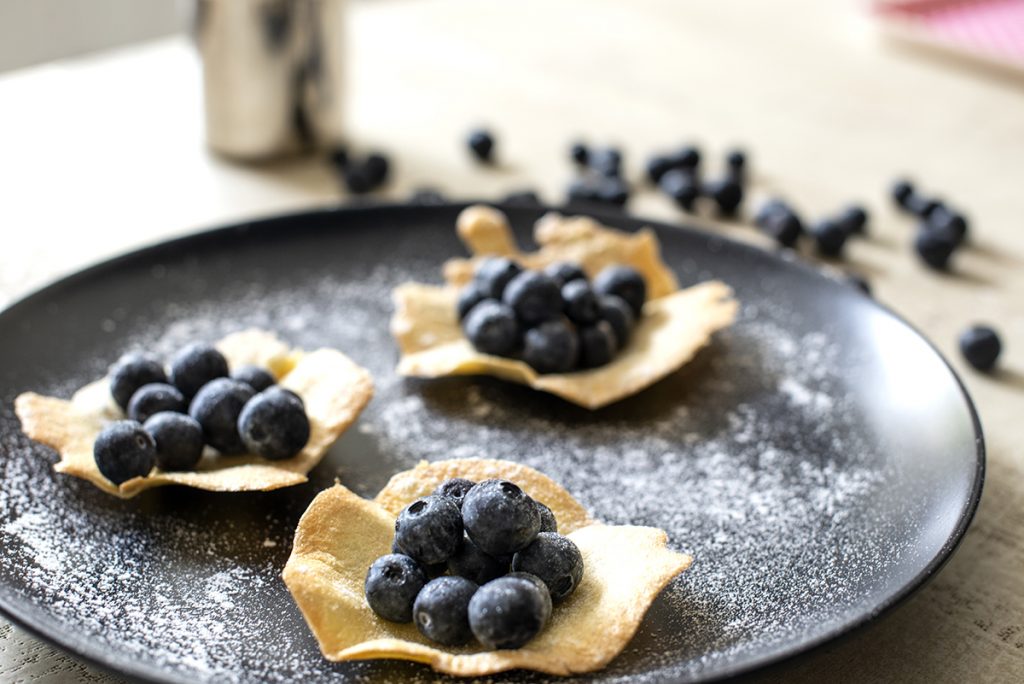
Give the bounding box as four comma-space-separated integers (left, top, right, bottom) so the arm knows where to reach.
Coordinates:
188, 378, 255, 455
907, 195, 941, 219
169, 343, 229, 400
534, 500, 557, 533
328, 145, 349, 169
569, 141, 589, 166
230, 365, 276, 393
433, 478, 476, 509
364, 554, 427, 623
837, 205, 869, 236
457, 281, 492, 321
511, 532, 584, 602
659, 169, 700, 211
578, 320, 619, 369
110, 353, 167, 411
959, 325, 1002, 372
364, 153, 390, 187
589, 147, 622, 177
503, 271, 563, 326
394, 495, 464, 565
597, 295, 635, 348
521, 319, 579, 374
127, 383, 186, 424
754, 198, 792, 228
543, 261, 587, 289
593, 266, 646, 316
704, 178, 743, 216
413, 576, 479, 646
668, 145, 701, 171
462, 479, 542, 556
646, 155, 673, 184
468, 575, 550, 649
447, 534, 510, 585
914, 224, 958, 270
143, 412, 204, 471
725, 149, 746, 181
812, 219, 848, 258
237, 388, 310, 460
567, 178, 600, 205
929, 207, 968, 244
344, 165, 373, 194
891, 179, 915, 208
595, 176, 630, 206
561, 280, 599, 325
762, 211, 803, 248
474, 257, 522, 299
93, 420, 156, 485
467, 129, 495, 163
463, 300, 520, 356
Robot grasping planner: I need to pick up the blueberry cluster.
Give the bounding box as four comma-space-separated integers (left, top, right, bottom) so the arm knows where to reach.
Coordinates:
328, 146, 390, 194
94, 344, 310, 485
458, 258, 645, 373
754, 199, 869, 257
364, 478, 584, 649
890, 179, 970, 270
566, 142, 631, 208
648, 145, 745, 216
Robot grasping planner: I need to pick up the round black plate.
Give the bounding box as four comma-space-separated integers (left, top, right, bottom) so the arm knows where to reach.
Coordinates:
0, 204, 983, 683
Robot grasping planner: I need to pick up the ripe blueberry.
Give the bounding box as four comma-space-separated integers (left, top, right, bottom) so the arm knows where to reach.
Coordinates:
447, 534, 510, 585
597, 295, 635, 348
589, 147, 622, 177
543, 261, 587, 289
512, 532, 584, 602
561, 279, 599, 325
394, 495, 464, 566
93, 420, 156, 485
462, 479, 541, 556
468, 575, 551, 649
110, 353, 167, 411
230, 365, 276, 393
891, 179, 914, 208
127, 383, 186, 424
837, 205, 869, 236
237, 388, 310, 460
364, 554, 427, 623
593, 266, 646, 316
763, 211, 803, 248
143, 412, 204, 471
364, 152, 390, 187
463, 300, 520, 357
569, 141, 589, 166
534, 500, 557, 533
188, 378, 255, 455
646, 155, 673, 184
503, 271, 562, 326
959, 325, 1001, 372
467, 129, 495, 162
578, 320, 619, 369
812, 219, 848, 258
473, 257, 522, 299
914, 224, 958, 270
169, 343, 229, 400
414, 576, 479, 646
929, 207, 968, 245
457, 282, 493, 322
521, 319, 579, 374
659, 169, 700, 212
704, 178, 743, 216
668, 145, 701, 171
433, 478, 476, 509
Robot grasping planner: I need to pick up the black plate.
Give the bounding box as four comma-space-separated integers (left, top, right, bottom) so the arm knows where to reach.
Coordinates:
0, 204, 983, 683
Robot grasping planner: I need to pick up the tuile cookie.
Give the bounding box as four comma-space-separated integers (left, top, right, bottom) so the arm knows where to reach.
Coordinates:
391, 206, 739, 409
14, 329, 374, 498
282, 459, 692, 676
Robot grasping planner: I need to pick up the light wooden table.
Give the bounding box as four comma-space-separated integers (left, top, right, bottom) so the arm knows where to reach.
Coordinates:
2, 0, 1022, 681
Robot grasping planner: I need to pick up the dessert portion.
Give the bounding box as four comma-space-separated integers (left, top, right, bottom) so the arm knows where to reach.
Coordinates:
391, 205, 739, 409
15, 329, 373, 498
283, 458, 691, 676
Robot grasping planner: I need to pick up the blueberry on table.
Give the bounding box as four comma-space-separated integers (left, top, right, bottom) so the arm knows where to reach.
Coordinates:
959, 325, 1001, 372
589, 147, 622, 177
837, 205, 869, 236
754, 198, 793, 228
93, 420, 156, 485
468, 575, 551, 649
394, 495, 464, 566
812, 219, 848, 258
327, 145, 349, 170
462, 479, 542, 556
127, 383, 186, 424
503, 271, 563, 326
467, 129, 495, 163
110, 353, 167, 411
597, 294, 635, 348
578, 320, 619, 368
413, 576, 479, 646
169, 343, 229, 400
561, 279, 600, 325
433, 478, 476, 509
929, 207, 969, 245
512, 532, 585, 602
704, 178, 744, 216
447, 535, 510, 585
364, 152, 390, 187
569, 141, 589, 166
914, 224, 958, 270
906, 195, 941, 219
463, 300, 520, 357
457, 281, 492, 321
646, 154, 673, 184
365, 554, 427, 623
543, 261, 587, 289
659, 169, 700, 212
237, 388, 310, 460
473, 256, 522, 299
344, 165, 373, 194
188, 378, 255, 455
763, 211, 803, 249
669, 145, 701, 171
890, 179, 915, 208
534, 500, 557, 533
725, 149, 746, 173
566, 178, 600, 205
230, 365, 276, 393
595, 176, 630, 207
521, 319, 579, 374
593, 265, 646, 316
143, 412, 204, 471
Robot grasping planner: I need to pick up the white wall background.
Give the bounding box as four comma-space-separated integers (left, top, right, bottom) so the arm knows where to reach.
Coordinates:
0, 0, 182, 72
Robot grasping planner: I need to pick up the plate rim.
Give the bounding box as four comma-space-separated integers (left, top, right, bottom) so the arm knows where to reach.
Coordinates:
0, 201, 986, 683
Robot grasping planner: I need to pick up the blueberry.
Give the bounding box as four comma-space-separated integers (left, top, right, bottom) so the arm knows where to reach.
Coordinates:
230, 365, 276, 393
433, 478, 476, 509
578, 320, 619, 368
906, 195, 941, 219
364, 554, 427, 623
503, 271, 562, 326
93, 420, 156, 485
566, 178, 599, 205
110, 353, 167, 411
891, 179, 914, 208
143, 412, 204, 471
265, 385, 304, 408
646, 155, 673, 184
237, 388, 310, 460
668, 145, 701, 171
914, 224, 958, 270
169, 343, 229, 400
534, 500, 557, 533
726, 149, 746, 174
473, 257, 522, 299
704, 178, 743, 216
505, 572, 553, 623
959, 325, 1001, 372
812, 219, 848, 258
521, 319, 579, 374
467, 129, 495, 162
413, 576, 479, 646
929, 207, 968, 244
597, 295, 635, 348
410, 187, 447, 205
344, 165, 373, 194
463, 300, 520, 357
327, 145, 349, 170
659, 169, 700, 211
569, 141, 589, 166
754, 198, 793, 228
457, 281, 492, 321
561, 279, 599, 325
595, 176, 630, 206
468, 575, 550, 649
837, 205, 869, 236
762, 211, 803, 248
188, 378, 255, 455
127, 383, 186, 424
503, 189, 542, 206
364, 153, 390, 187
394, 495, 464, 565
447, 534, 510, 585
462, 479, 541, 556
593, 266, 646, 316
543, 261, 587, 289
589, 147, 622, 177
512, 532, 584, 602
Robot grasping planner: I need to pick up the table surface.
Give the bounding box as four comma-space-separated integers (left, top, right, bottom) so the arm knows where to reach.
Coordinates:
1, 0, 1022, 681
